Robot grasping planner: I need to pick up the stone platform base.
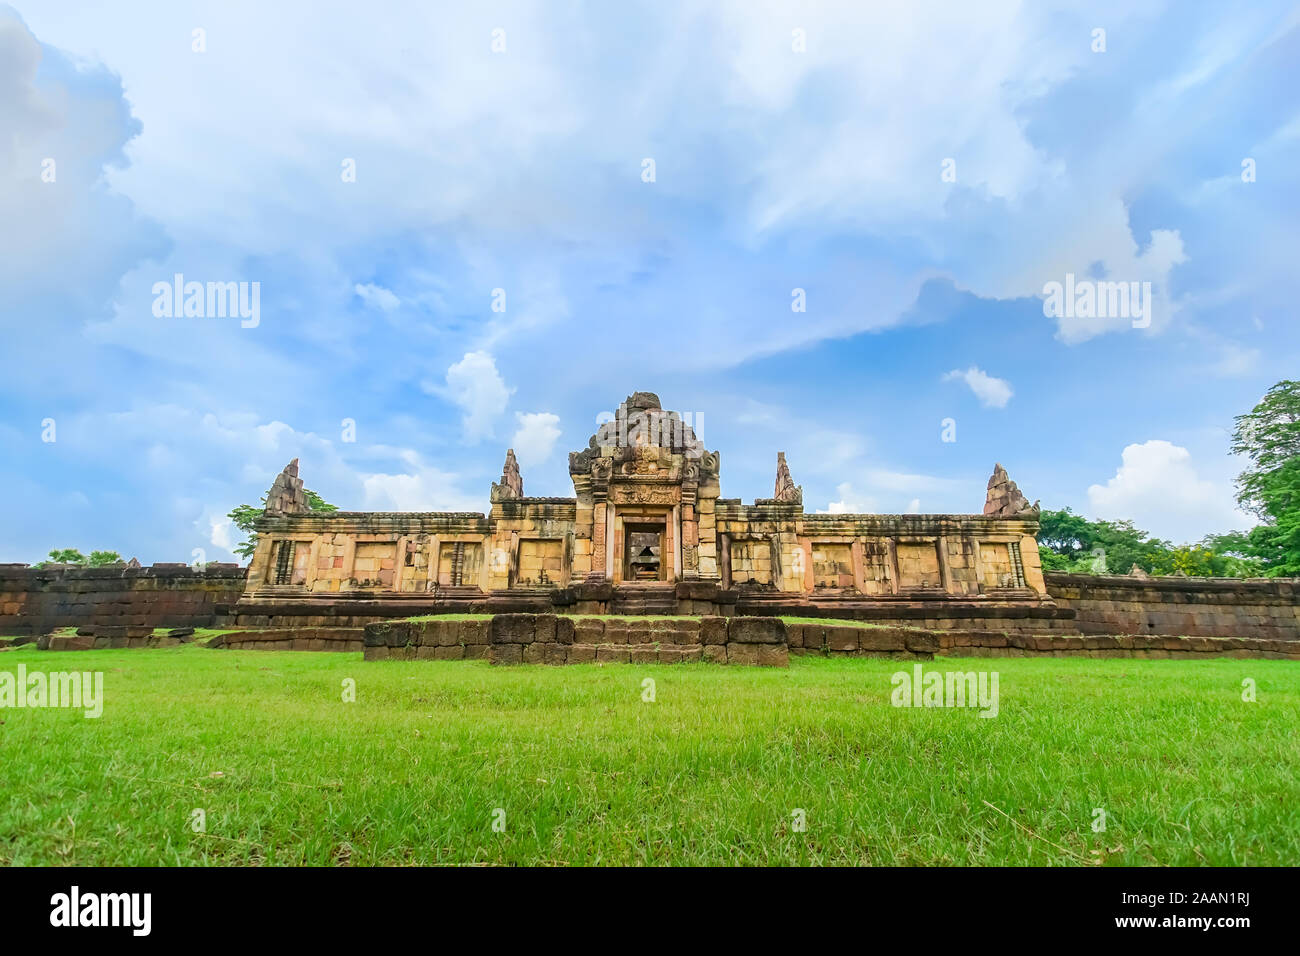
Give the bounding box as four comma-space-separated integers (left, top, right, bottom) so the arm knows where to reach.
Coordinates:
214, 627, 364, 651
38, 626, 198, 650
362, 614, 791, 666
228, 583, 1078, 635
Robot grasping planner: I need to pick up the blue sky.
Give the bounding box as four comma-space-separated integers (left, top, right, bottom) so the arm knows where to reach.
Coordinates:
1, 1, 1297, 564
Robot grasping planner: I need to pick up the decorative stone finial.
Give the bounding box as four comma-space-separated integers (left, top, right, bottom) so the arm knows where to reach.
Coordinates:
773, 452, 802, 503
264, 458, 311, 515
983, 463, 1038, 517
495, 448, 523, 499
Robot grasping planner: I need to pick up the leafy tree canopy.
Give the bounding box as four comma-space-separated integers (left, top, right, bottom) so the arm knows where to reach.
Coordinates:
35, 549, 124, 568
1230, 381, 1300, 576
1036, 508, 1264, 578
1231, 379, 1300, 517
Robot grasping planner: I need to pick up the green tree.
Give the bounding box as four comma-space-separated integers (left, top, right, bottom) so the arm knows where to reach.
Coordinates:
35, 548, 123, 568
1231, 380, 1300, 517
1036, 508, 1170, 575
228, 490, 338, 560
1036, 509, 1262, 577
1240, 460, 1300, 575
44, 548, 87, 565
1229, 381, 1300, 576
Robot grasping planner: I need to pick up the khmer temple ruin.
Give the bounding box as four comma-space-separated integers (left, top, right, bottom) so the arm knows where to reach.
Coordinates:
237, 392, 1055, 623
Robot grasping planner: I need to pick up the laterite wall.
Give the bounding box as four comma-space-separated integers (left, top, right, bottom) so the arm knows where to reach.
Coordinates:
1044, 573, 1300, 641
0, 564, 246, 636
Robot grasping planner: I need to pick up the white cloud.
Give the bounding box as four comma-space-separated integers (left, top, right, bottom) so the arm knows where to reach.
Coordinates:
1045, 228, 1189, 344
943, 366, 1014, 408
818, 482, 877, 515
428, 351, 513, 442
1087, 440, 1253, 542
208, 515, 236, 554
510, 412, 561, 469
360, 471, 479, 513
36, 404, 485, 558
354, 282, 400, 311
816, 471, 968, 515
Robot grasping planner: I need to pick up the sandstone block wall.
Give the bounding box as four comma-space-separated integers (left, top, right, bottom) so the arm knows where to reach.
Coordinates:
0, 564, 246, 636
39, 626, 197, 650
788, 622, 1300, 660
361, 614, 790, 666
1045, 573, 1300, 640
247, 513, 492, 595
738, 600, 1078, 633
217, 627, 364, 651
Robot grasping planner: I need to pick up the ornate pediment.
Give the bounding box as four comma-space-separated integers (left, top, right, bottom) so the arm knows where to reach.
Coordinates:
569, 393, 717, 498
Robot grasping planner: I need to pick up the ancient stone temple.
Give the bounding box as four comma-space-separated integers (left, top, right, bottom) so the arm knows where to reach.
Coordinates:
240, 392, 1049, 621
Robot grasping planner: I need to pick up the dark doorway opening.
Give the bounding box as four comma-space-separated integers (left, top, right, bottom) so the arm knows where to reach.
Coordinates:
624, 525, 664, 581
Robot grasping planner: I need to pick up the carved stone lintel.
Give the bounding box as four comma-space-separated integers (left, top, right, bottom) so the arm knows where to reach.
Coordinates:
610, 485, 679, 505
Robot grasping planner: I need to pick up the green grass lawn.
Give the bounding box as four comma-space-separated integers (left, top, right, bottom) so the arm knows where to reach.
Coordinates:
2, 644, 1297, 866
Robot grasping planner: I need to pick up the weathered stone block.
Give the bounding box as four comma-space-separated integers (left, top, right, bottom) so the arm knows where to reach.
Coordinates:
534, 615, 558, 644
727, 617, 786, 644
415, 619, 454, 646
568, 643, 597, 663
856, 629, 906, 651
702, 644, 727, 663
825, 626, 859, 651
629, 643, 658, 664
700, 616, 727, 645
48, 635, 95, 651
573, 582, 614, 602
491, 614, 537, 644
490, 643, 523, 665
726, 643, 759, 665
903, 632, 940, 654
555, 616, 575, 645
596, 646, 630, 663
